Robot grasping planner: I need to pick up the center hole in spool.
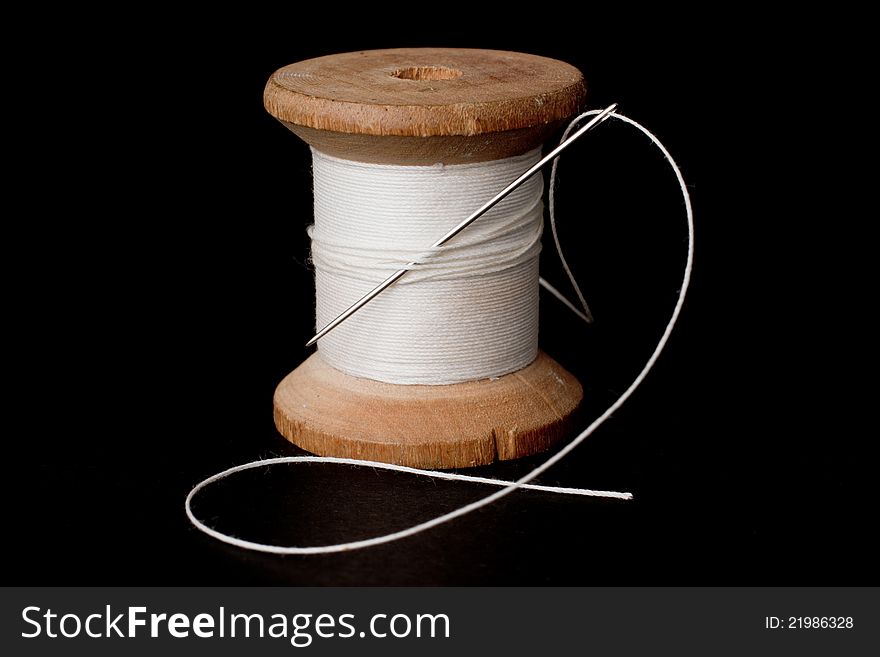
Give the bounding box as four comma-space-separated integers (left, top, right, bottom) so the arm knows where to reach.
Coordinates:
391, 65, 462, 81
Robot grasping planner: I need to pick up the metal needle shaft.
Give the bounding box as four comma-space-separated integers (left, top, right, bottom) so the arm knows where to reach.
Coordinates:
305, 103, 618, 347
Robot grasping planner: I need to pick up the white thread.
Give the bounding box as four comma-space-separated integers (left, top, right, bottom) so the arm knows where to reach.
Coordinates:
311, 147, 545, 384
538, 276, 591, 324
186, 110, 694, 555
185, 457, 631, 553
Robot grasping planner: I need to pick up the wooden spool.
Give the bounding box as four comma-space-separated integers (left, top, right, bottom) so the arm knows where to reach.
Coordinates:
265, 48, 586, 469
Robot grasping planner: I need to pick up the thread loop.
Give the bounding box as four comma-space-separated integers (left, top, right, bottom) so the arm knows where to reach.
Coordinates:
186, 111, 694, 555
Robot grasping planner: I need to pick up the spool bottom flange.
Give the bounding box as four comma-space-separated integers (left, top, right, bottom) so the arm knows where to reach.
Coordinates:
273, 350, 582, 469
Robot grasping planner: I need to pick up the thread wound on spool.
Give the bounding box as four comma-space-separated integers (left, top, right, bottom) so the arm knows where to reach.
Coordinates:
266, 48, 587, 468
311, 147, 545, 385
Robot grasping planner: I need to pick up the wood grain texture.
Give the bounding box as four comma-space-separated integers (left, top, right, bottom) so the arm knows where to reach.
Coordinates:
265, 48, 586, 164
268, 48, 587, 467
265, 48, 586, 136
278, 121, 565, 165
274, 351, 583, 470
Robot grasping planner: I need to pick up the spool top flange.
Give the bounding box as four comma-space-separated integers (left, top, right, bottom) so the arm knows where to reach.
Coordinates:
264, 48, 586, 164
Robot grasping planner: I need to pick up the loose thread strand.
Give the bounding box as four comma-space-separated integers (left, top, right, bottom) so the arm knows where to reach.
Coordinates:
185, 111, 693, 555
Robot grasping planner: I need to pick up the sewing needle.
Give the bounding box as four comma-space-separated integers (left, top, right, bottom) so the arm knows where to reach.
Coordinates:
305, 103, 618, 347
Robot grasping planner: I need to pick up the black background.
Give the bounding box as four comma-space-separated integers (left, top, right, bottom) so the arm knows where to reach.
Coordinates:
9, 11, 870, 585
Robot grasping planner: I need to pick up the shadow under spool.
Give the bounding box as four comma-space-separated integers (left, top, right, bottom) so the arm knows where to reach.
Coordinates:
265, 48, 586, 469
